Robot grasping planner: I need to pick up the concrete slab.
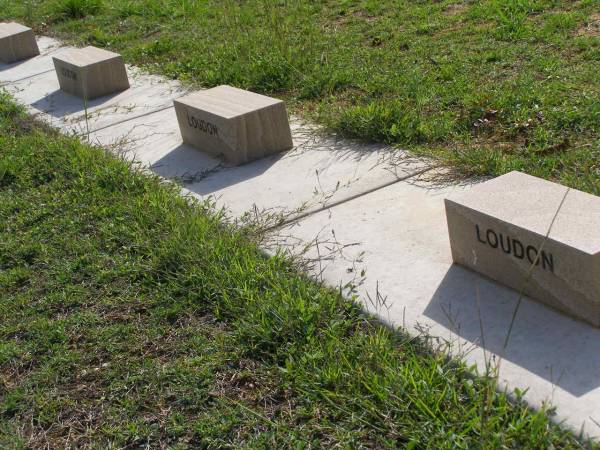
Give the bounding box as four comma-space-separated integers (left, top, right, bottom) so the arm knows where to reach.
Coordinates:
269, 174, 600, 439
3, 66, 185, 133
87, 108, 428, 218
25, 36, 60, 55
184, 120, 428, 219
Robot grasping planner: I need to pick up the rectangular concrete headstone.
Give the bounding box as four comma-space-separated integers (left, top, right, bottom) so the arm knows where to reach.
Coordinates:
445, 171, 600, 327
52, 46, 129, 100
0, 22, 40, 63
174, 85, 293, 165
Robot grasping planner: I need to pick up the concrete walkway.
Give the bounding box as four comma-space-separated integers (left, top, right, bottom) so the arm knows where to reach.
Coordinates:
2, 37, 599, 440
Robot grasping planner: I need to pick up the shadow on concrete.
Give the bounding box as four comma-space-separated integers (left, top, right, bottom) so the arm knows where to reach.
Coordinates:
424, 264, 600, 397
183, 151, 283, 194
149, 142, 223, 181
30, 88, 122, 120
180, 120, 422, 198
0, 60, 27, 72
0, 60, 54, 84
0, 54, 49, 73
26, 78, 183, 132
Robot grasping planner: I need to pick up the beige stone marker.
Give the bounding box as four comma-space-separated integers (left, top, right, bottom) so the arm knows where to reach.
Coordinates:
445, 171, 600, 327
174, 85, 293, 165
0, 22, 40, 63
52, 46, 129, 100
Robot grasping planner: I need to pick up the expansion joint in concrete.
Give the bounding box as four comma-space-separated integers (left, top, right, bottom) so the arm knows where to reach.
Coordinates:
0, 68, 54, 86
80, 104, 176, 136
272, 166, 435, 231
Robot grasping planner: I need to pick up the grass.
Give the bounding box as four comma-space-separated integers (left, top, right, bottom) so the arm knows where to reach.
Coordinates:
0, 93, 595, 448
1, 0, 599, 191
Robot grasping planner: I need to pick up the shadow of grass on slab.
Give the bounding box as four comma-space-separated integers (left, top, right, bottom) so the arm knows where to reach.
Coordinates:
0, 93, 595, 448
1, 0, 598, 189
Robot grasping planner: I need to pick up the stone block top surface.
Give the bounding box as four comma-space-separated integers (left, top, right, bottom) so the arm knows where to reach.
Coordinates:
0, 22, 31, 38
176, 85, 283, 119
447, 171, 600, 255
57, 46, 122, 67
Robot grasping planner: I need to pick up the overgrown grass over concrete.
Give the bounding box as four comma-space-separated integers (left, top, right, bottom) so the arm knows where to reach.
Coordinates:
0, 94, 594, 448
1, 0, 599, 190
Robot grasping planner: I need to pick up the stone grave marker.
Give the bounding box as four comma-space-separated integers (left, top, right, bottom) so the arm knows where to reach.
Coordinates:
0, 22, 40, 63
52, 46, 129, 100
445, 171, 600, 327
174, 85, 293, 165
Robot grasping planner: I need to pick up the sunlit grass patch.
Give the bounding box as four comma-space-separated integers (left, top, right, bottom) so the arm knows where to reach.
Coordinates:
1, 0, 597, 190
0, 93, 595, 447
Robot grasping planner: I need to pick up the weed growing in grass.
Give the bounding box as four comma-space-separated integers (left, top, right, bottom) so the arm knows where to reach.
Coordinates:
489, 0, 539, 39
24, 0, 35, 23
114, 1, 143, 19
52, 0, 102, 20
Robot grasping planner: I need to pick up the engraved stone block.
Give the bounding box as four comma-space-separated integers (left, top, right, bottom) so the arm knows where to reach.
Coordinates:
0, 22, 40, 63
445, 171, 600, 327
52, 46, 129, 100
174, 85, 293, 165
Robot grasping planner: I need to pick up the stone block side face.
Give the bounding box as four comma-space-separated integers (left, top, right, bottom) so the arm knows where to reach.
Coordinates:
174, 100, 236, 161
84, 56, 129, 100
0, 29, 39, 63
445, 199, 600, 327
235, 102, 294, 163
53, 57, 85, 98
